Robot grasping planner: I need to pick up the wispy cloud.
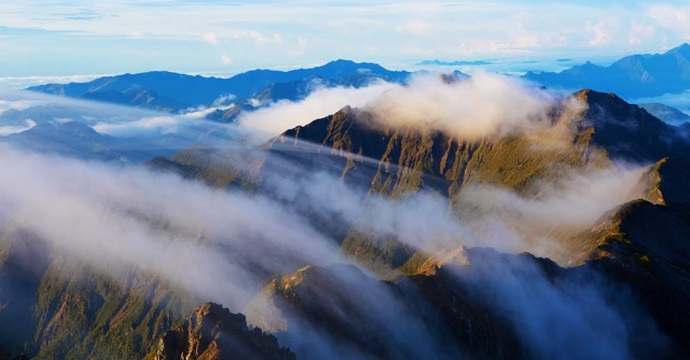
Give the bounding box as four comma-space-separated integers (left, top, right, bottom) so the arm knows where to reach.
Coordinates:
647, 4, 690, 39
202, 32, 219, 45
0, 119, 36, 136
0, 1, 686, 77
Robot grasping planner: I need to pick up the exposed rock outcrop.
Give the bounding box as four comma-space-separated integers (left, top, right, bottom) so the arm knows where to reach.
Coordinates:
155, 302, 295, 360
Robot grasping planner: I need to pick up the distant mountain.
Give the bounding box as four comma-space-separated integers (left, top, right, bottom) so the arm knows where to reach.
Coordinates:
205, 69, 415, 123
524, 43, 690, 99
639, 102, 690, 125
0, 120, 213, 163
27, 60, 411, 112
80, 88, 185, 112
0, 104, 94, 126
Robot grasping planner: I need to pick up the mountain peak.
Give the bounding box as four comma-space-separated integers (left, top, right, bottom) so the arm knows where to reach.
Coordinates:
320, 59, 387, 72
154, 302, 295, 360
664, 43, 690, 56
326, 59, 358, 65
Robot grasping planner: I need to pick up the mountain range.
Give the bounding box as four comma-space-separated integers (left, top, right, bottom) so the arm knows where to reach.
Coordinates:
524, 43, 690, 99
3, 50, 690, 360
146, 88, 690, 358
27, 60, 410, 113
24, 45, 690, 125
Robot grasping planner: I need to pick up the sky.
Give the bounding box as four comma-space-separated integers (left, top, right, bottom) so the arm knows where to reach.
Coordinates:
0, 1, 689, 85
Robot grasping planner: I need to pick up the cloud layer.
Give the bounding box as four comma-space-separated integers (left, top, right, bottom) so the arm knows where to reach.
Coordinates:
0, 74, 666, 358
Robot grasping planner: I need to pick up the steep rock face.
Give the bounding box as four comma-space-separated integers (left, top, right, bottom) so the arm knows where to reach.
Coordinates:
277, 103, 600, 198
154, 303, 295, 360
158, 89, 690, 275
268, 90, 688, 273
164, 88, 686, 201
581, 200, 690, 358
571, 158, 690, 358
641, 157, 690, 207
574, 90, 690, 162
244, 263, 526, 360
0, 224, 197, 360
274, 89, 690, 203
0, 228, 51, 356
244, 248, 675, 360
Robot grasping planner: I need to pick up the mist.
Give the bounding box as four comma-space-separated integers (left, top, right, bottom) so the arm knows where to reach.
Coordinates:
235, 72, 571, 145
451, 249, 669, 360
0, 74, 667, 359
0, 89, 242, 163
236, 80, 394, 141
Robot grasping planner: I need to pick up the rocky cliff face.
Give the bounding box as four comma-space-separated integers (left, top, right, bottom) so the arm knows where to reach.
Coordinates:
243, 243, 682, 359
154, 303, 295, 360
0, 225, 197, 360
243, 261, 529, 359
154, 89, 690, 277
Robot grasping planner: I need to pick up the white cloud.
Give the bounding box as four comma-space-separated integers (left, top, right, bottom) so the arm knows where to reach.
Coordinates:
395, 21, 433, 35
221, 54, 232, 65
237, 80, 394, 141
0, 98, 45, 113
93, 114, 198, 136
629, 20, 657, 44
0, 119, 36, 136
363, 72, 559, 141
647, 5, 690, 39
203, 31, 219, 45
587, 21, 612, 46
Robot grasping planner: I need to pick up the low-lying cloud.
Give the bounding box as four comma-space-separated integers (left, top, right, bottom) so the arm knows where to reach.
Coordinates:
363, 72, 559, 140
0, 119, 36, 136
0, 73, 668, 359
236, 72, 571, 144
236, 81, 394, 140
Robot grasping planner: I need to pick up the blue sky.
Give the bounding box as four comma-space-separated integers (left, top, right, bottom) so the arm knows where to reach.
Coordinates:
0, 0, 689, 85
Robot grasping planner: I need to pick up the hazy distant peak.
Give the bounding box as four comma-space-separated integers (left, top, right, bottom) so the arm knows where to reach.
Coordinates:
664, 42, 690, 56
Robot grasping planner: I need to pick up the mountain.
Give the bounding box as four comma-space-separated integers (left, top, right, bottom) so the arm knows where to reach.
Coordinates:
243, 242, 681, 359
27, 60, 411, 112
206, 72, 395, 123
6, 79, 690, 359
152, 303, 295, 360
1, 121, 124, 161
80, 89, 185, 112
0, 121, 196, 163
157, 89, 690, 276
524, 43, 690, 99
0, 226, 197, 359
234, 128, 690, 359
639, 103, 690, 125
